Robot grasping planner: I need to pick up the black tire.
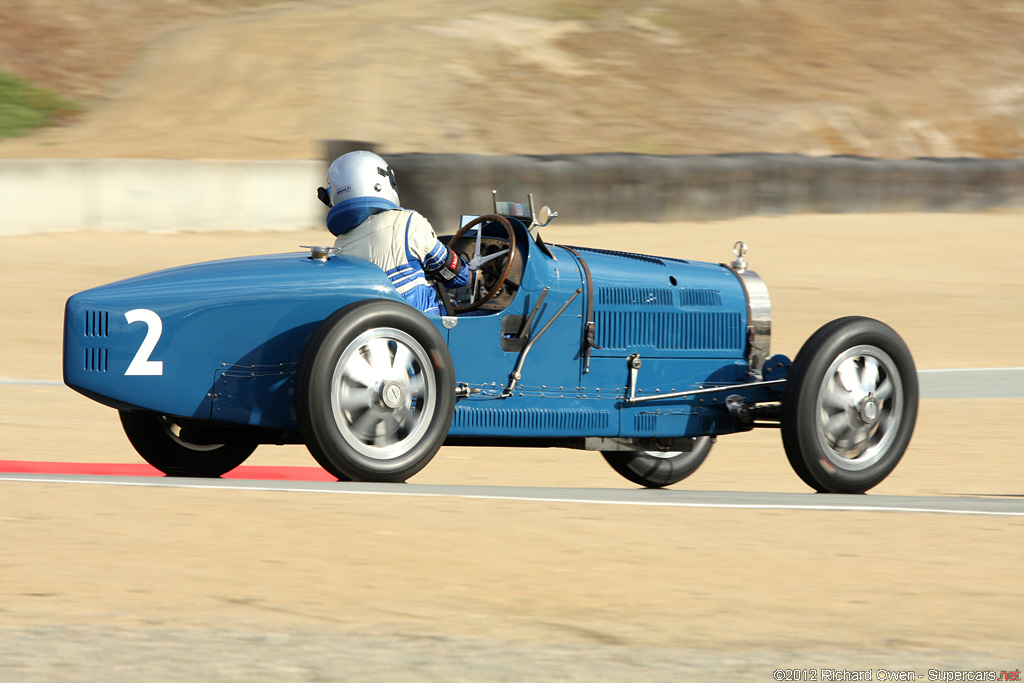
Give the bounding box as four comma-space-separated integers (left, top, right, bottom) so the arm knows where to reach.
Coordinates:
602, 437, 715, 488
119, 410, 256, 477
295, 300, 455, 482
781, 316, 918, 493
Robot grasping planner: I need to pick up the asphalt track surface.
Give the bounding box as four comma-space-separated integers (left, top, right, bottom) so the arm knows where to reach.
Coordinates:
1, 367, 1020, 515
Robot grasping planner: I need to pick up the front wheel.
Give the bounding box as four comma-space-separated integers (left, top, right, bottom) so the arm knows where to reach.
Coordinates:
602, 437, 715, 488
781, 316, 918, 493
295, 300, 456, 482
119, 410, 256, 477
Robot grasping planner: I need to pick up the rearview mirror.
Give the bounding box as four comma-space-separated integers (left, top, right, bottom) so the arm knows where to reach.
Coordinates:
537, 206, 558, 227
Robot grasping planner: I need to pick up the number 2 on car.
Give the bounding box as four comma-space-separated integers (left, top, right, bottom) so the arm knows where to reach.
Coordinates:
124, 309, 163, 376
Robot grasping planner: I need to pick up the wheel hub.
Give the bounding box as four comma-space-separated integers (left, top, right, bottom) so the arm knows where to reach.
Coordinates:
379, 380, 405, 409
815, 345, 903, 470
858, 394, 880, 425
329, 327, 438, 460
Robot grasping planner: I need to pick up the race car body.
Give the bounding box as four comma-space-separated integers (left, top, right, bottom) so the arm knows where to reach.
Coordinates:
64, 181, 917, 492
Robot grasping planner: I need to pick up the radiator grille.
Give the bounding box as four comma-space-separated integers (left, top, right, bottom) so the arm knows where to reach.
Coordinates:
594, 311, 744, 351
454, 407, 610, 432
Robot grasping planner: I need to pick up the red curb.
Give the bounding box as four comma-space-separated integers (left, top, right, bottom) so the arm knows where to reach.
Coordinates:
0, 460, 338, 481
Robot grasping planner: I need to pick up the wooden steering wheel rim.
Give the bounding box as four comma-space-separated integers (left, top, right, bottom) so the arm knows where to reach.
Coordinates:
448, 214, 516, 313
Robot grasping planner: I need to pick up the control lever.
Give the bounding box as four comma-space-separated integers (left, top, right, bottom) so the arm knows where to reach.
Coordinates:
517, 287, 549, 340
502, 288, 582, 397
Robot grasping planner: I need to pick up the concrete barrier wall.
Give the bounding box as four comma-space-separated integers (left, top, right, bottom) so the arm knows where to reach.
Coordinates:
327, 141, 1024, 228
0, 159, 323, 235
2, 152, 1022, 235
391, 153, 1024, 228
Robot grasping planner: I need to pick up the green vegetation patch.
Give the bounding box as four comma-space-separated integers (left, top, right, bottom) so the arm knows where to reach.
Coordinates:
0, 70, 79, 139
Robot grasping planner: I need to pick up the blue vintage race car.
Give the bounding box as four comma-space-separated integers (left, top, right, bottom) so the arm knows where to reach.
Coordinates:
63, 181, 918, 492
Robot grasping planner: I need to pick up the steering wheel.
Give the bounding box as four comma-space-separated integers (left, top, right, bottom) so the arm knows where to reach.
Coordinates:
448, 214, 516, 313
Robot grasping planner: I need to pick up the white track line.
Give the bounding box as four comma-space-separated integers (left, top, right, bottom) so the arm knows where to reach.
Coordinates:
0, 378, 64, 386
2, 474, 1023, 517
917, 366, 1024, 372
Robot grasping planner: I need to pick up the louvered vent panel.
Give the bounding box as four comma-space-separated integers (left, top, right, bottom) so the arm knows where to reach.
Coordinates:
83, 310, 109, 337
679, 288, 723, 308
633, 413, 657, 432
597, 286, 674, 307
454, 407, 610, 432
595, 311, 744, 350
83, 347, 108, 372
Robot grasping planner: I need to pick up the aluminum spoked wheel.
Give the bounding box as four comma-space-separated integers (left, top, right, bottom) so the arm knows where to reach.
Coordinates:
815, 345, 903, 471
782, 316, 918, 493
331, 328, 436, 460
296, 300, 455, 482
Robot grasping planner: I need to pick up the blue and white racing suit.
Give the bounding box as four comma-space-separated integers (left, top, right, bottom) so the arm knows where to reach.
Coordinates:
333, 208, 469, 315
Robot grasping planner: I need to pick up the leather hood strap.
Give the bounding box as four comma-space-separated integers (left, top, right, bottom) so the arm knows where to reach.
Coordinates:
563, 246, 602, 373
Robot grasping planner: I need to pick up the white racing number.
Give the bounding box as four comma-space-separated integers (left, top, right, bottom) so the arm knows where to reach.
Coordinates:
124, 308, 164, 376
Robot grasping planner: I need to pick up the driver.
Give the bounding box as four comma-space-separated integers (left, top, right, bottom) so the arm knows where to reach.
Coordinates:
317, 150, 469, 315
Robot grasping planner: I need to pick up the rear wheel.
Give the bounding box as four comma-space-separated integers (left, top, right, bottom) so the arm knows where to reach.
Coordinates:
602, 437, 715, 488
781, 317, 918, 493
295, 300, 455, 482
119, 410, 256, 477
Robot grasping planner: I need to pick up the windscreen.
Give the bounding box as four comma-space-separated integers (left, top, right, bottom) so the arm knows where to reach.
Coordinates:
493, 180, 531, 220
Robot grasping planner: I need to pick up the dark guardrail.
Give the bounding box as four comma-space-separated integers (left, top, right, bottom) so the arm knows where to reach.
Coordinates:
325, 141, 1024, 228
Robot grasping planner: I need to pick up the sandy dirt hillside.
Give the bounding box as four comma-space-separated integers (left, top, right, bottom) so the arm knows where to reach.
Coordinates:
2, 2, 1023, 680
1, 0, 1023, 159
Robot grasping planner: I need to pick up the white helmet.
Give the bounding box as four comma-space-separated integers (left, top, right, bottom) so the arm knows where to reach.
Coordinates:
320, 151, 401, 236
322, 150, 399, 207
